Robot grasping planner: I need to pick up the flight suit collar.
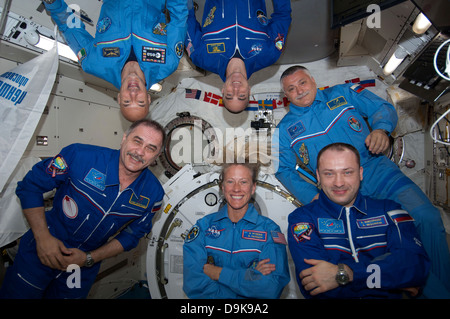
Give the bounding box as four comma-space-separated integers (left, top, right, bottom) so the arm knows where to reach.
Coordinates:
318, 189, 368, 220
214, 203, 259, 224
104, 149, 150, 195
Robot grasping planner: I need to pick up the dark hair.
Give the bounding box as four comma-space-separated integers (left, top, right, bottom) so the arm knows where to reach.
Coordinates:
126, 119, 166, 146
316, 143, 361, 169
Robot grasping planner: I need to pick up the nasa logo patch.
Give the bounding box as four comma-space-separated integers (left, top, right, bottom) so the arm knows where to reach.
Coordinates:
249, 44, 263, 56
206, 225, 223, 239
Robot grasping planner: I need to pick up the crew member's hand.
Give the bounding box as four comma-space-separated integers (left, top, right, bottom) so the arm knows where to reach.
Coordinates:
203, 263, 222, 281
255, 258, 276, 275
63, 248, 90, 268
365, 129, 390, 154
300, 259, 352, 296
35, 234, 72, 271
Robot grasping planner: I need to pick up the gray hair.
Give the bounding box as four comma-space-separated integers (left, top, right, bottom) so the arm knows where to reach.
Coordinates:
126, 119, 166, 146
280, 65, 312, 92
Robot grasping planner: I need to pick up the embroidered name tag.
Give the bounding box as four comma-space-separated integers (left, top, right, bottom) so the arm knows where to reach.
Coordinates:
84, 168, 106, 191
242, 230, 267, 242
102, 47, 120, 57
129, 194, 150, 209
207, 43, 225, 53
318, 218, 345, 234
326, 96, 347, 110
356, 215, 388, 229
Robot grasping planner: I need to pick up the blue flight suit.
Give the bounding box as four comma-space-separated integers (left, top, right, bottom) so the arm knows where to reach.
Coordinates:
288, 191, 430, 299
185, 0, 292, 81
183, 204, 290, 298
44, 0, 188, 89
0, 143, 163, 298
273, 83, 450, 298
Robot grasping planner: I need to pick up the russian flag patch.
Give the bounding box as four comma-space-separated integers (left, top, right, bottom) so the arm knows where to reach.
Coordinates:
387, 210, 414, 224
350, 84, 365, 93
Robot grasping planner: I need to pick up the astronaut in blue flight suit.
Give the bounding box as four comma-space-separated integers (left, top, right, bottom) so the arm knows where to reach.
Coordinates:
183, 163, 290, 298
185, 0, 291, 113
288, 143, 430, 298
274, 65, 450, 298
0, 119, 165, 299
43, 0, 188, 121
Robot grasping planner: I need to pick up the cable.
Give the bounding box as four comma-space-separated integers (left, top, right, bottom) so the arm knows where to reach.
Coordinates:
433, 38, 450, 81
430, 107, 450, 145
429, 38, 450, 145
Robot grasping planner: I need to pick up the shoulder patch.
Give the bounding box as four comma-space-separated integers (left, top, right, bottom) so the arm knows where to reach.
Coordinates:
77, 48, 87, 62
47, 155, 68, 176
97, 17, 112, 33
185, 225, 200, 243
271, 231, 287, 245
291, 222, 313, 242
275, 34, 285, 51
175, 41, 184, 58
387, 210, 414, 223
350, 84, 365, 93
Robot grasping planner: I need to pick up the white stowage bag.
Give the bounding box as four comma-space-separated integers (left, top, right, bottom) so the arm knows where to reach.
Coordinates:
0, 32, 58, 193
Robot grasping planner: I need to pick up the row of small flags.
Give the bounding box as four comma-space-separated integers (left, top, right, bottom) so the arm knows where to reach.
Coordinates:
184, 78, 376, 111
